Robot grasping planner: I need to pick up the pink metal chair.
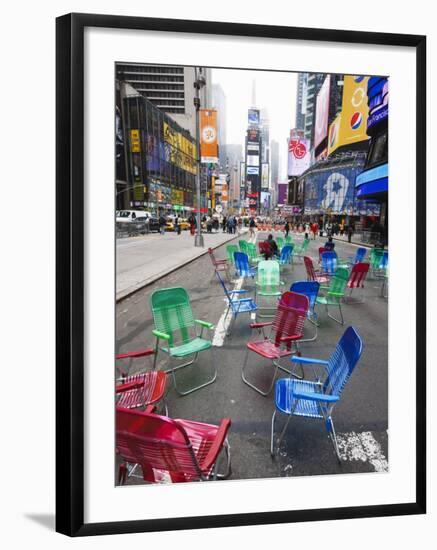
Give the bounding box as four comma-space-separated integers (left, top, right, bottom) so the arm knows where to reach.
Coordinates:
318, 247, 328, 263
241, 291, 309, 395
345, 262, 370, 303
304, 256, 329, 285
116, 349, 168, 414
116, 408, 232, 484
208, 247, 231, 281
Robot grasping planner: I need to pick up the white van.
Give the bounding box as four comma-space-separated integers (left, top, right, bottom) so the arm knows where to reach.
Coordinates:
116, 210, 152, 224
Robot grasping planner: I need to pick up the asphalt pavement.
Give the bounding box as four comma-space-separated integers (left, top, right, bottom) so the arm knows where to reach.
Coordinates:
116, 231, 388, 482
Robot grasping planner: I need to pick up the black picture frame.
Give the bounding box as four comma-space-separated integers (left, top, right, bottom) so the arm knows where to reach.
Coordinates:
56, 12, 426, 537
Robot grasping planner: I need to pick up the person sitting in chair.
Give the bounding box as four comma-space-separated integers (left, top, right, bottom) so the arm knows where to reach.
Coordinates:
263, 234, 279, 260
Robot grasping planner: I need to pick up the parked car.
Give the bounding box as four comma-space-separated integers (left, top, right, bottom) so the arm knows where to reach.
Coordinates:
116, 210, 152, 223
165, 217, 190, 231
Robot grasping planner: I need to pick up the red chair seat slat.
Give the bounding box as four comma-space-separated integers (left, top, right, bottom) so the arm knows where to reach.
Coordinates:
116, 371, 167, 409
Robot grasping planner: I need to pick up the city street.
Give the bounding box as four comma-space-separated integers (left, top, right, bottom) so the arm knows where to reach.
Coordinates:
116, 231, 388, 482
116, 229, 243, 300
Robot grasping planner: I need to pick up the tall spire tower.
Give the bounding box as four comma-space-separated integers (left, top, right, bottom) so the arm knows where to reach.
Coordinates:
251, 79, 256, 108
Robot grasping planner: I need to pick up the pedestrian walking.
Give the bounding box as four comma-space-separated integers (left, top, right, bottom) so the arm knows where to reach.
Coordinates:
222, 216, 227, 232
175, 215, 182, 235
347, 223, 354, 243
158, 213, 166, 235
284, 221, 290, 238
188, 213, 196, 236
304, 222, 310, 240
311, 222, 318, 240
249, 216, 256, 238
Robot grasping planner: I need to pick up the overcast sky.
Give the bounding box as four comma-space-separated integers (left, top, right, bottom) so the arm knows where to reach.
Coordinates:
211, 68, 297, 180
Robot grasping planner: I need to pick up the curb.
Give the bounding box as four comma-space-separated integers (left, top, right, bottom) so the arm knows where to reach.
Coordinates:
116, 231, 245, 303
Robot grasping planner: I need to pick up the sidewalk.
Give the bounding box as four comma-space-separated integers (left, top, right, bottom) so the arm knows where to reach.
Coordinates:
116, 229, 245, 301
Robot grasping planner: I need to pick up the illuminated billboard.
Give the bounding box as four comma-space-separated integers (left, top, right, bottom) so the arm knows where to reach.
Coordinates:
314, 75, 331, 150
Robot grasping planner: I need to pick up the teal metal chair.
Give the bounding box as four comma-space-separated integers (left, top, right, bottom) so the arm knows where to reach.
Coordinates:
255, 260, 284, 317
316, 267, 349, 324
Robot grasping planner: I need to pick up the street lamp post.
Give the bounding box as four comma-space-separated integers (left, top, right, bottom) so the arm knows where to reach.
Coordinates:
193, 67, 205, 247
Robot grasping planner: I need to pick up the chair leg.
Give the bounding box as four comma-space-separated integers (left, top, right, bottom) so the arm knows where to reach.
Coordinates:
171, 349, 217, 396
271, 410, 293, 457
241, 349, 279, 396
326, 417, 342, 463
327, 302, 344, 325
215, 439, 232, 480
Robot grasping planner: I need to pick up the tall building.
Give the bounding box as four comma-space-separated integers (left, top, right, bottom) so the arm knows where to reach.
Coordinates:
221, 144, 243, 209
303, 73, 326, 142
295, 73, 307, 130
115, 63, 212, 138
211, 83, 227, 168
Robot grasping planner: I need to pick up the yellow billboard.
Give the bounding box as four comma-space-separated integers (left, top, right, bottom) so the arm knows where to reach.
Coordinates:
328, 75, 369, 155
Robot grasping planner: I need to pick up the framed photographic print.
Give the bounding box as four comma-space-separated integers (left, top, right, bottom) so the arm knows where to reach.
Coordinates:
56, 13, 426, 536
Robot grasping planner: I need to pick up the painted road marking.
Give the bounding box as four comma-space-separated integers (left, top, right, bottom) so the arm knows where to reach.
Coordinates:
212, 233, 257, 347
336, 431, 388, 472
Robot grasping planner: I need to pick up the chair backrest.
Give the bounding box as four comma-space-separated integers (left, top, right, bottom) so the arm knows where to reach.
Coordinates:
116, 408, 202, 482
276, 237, 284, 250
370, 248, 384, 269
279, 244, 293, 264
380, 251, 389, 270
239, 240, 248, 253
290, 281, 320, 312
355, 247, 367, 263
234, 251, 251, 277
271, 292, 308, 346
257, 260, 280, 290
208, 247, 218, 266
348, 262, 370, 288
304, 256, 317, 281
285, 235, 293, 244
215, 271, 233, 303
324, 327, 363, 397
259, 241, 271, 255
226, 244, 239, 265
327, 267, 349, 297
318, 247, 327, 262
150, 287, 194, 346
321, 251, 338, 276
246, 242, 258, 262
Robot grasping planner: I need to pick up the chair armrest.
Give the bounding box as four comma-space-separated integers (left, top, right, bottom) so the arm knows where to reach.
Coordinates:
116, 348, 154, 360
293, 391, 339, 403
229, 289, 248, 294
195, 319, 214, 330
290, 356, 329, 366
116, 380, 144, 393
200, 418, 232, 472
279, 335, 301, 342
250, 322, 273, 329
152, 330, 171, 340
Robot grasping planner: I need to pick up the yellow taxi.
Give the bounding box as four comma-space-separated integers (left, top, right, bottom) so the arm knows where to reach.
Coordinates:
165, 217, 190, 231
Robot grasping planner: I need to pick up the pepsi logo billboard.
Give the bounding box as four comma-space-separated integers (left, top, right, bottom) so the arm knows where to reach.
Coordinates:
350, 112, 363, 130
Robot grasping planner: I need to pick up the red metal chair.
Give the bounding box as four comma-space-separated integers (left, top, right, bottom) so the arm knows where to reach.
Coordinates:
241, 291, 309, 395
259, 241, 273, 259
208, 247, 231, 281
116, 408, 231, 484
345, 262, 370, 303
116, 349, 168, 414
304, 256, 329, 285
318, 247, 328, 263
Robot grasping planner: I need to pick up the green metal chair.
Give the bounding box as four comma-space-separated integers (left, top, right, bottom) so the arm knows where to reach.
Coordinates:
369, 248, 384, 278
239, 240, 249, 254
284, 235, 293, 245
276, 236, 284, 252
226, 244, 240, 269
255, 260, 284, 317
150, 287, 216, 395
246, 242, 264, 265
316, 267, 349, 324
293, 238, 310, 261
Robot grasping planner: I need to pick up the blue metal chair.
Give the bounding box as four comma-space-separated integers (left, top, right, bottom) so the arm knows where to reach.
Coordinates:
290, 281, 320, 342
216, 272, 257, 336
321, 251, 338, 277
234, 251, 256, 279
341, 247, 367, 269
279, 244, 294, 267
270, 326, 363, 461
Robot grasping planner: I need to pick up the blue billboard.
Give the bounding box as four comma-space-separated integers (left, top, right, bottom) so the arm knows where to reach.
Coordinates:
303, 164, 379, 216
